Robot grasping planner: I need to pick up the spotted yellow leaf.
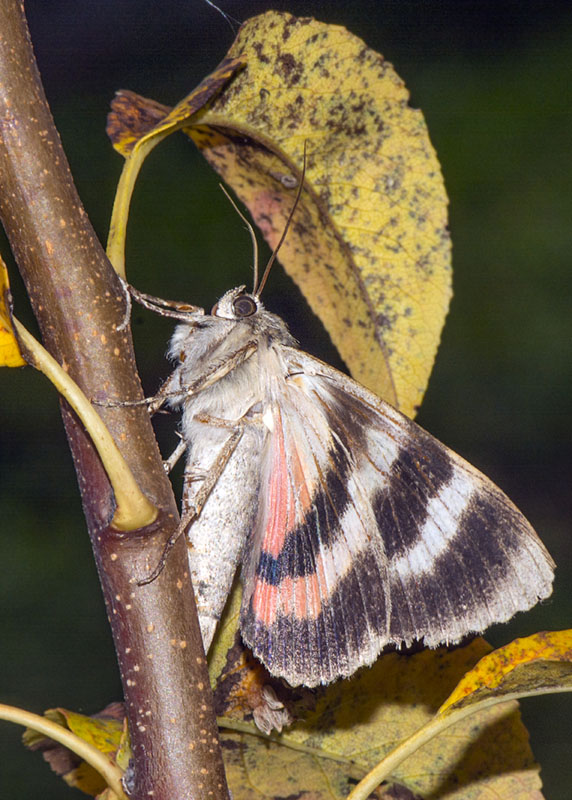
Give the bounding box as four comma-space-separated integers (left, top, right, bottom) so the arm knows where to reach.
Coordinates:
217, 639, 541, 800
188, 11, 451, 415
0, 255, 26, 367
23, 704, 129, 798
106, 11, 450, 416
440, 629, 572, 713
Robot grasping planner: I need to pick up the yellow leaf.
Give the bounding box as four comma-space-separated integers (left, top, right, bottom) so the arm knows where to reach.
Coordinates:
208, 576, 243, 688
440, 629, 572, 713
0, 255, 26, 367
106, 55, 245, 156
106, 55, 245, 277
23, 704, 127, 798
219, 639, 541, 799
189, 11, 451, 416
106, 12, 450, 416
57, 706, 125, 758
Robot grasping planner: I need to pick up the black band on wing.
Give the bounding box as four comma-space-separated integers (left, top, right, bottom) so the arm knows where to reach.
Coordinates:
242, 548, 389, 686
372, 436, 455, 561
388, 493, 530, 644
254, 437, 353, 584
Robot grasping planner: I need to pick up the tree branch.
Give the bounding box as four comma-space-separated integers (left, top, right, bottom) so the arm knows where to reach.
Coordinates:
0, 2, 229, 797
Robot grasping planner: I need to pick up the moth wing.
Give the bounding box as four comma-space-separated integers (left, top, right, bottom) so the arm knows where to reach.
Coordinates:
240, 348, 554, 687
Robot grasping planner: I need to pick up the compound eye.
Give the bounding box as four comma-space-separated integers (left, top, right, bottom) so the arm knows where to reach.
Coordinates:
232, 294, 257, 318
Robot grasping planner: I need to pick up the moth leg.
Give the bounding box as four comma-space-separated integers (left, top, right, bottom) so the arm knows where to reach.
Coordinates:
117, 343, 259, 412
163, 435, 187, 473
127, 281, 202, 319
110, 342, 257, 414
146, 369, 182, 415
185, 341, 258, 396
180, 424, 244, 516
181, 467, 206, 482
92, 370, 181, 413
92, 394, 158, 410
192, 408, 264, 429
138, 425, 244, 586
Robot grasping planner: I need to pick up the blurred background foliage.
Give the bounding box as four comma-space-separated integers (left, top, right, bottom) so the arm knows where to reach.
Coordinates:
0, 1, 570, 796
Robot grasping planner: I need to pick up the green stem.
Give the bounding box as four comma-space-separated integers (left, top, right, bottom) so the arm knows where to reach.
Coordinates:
14, 318, 158, 531
347, 685, 572, 800
106, 136, 167, 277
0, 703, 127, 800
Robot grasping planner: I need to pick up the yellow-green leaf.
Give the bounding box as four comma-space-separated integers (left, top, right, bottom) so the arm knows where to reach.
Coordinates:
55, 706, 125, 757
0, 255, 26, 367
106, 55, 245, 157
23, 704, 127, 798
106, 12, 450, 416
188, 11, 451, 416
218, 639, 541, 799
440, 629, 572, 713
208, 577, 243, 688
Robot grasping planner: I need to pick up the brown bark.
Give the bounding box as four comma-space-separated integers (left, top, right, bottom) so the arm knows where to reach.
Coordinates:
0, 2, 229, 797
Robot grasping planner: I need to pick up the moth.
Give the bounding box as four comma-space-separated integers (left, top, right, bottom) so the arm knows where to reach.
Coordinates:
134, 184, 555, 689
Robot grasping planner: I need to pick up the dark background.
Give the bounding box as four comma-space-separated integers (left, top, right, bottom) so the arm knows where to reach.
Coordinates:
1, 1, 571, 796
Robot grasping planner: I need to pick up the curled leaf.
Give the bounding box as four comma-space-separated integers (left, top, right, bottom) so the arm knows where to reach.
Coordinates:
107, 90, 170, 157
106, 56, 245, 277
0, 702, 127, 799
107, 12, 450, 416
106, 56, 245, 156
218, 639, 541, 799
440, 629, 572, 713
25, 704, 129, 798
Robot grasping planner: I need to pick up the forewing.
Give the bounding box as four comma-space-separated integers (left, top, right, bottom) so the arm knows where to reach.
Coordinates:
240, 349, 554, 688
240, 355, 392, 687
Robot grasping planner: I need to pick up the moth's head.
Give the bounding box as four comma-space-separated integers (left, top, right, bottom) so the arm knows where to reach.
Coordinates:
208, 285, 296, 346
211, 286, 263, 321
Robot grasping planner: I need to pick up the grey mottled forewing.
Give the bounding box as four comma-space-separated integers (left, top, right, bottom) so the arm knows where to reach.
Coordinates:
166, 308, 269, 651
240, 348, 555, 687
182, 422, 264, 650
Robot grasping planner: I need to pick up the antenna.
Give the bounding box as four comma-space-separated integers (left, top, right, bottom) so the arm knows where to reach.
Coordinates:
202, 0, 240, 33
219, 184, 260, 291
255, 141, 308, 298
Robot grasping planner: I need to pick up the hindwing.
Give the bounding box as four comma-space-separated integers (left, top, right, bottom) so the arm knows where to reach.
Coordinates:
240, 349, 554, 687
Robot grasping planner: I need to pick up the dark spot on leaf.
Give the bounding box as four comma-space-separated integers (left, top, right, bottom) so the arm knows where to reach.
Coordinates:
276, 53, 303, 86
274, 795, 307, 800
220, 738, 242, 751
376, 312, 393, 330
252, 42, 270, 64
